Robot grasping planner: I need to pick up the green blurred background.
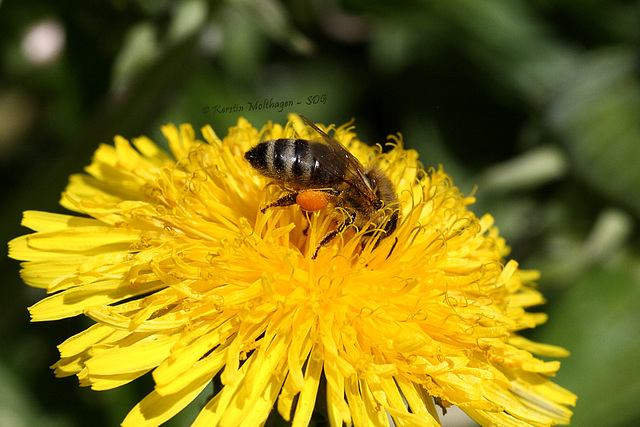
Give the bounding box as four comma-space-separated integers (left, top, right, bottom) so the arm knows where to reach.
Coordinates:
1, 0, 639, 426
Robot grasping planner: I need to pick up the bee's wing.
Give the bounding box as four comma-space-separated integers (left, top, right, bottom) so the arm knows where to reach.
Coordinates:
300, 115, 377, 201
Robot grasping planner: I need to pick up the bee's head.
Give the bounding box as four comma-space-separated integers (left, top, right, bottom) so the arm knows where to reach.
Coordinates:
366, 166, 397, 209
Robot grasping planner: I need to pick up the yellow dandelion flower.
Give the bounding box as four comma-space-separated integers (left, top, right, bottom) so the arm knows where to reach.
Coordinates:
9, 114, 576, 426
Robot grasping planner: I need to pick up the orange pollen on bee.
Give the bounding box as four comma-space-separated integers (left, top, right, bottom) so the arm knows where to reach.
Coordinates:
296, 190, 329, 211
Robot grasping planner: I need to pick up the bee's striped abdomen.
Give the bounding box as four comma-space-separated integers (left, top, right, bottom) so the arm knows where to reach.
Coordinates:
245, 139, 338, 187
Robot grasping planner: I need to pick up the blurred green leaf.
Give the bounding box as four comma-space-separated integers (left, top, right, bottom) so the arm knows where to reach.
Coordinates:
168, 0, 209, 43
111, 22, 161, 92
0, 362, 71, 427
478, 145, 569, 193
548, 49, 640, 217
534, 259, 640, 427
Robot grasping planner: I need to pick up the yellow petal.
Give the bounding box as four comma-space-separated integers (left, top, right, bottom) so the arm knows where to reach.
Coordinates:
58, 323, 127, 357
507, 335, 570, 358
21, 210, 104, 232
17, 258, 86, 288
29, 279, 167, 321
395, 377, 440, 423
153, 320, 236, 388
290, 344, 323, 427
88, 370, 150, 391
122, 374, 211, 427
85, 333, 179, 375
219, 330, 290, 426
192, 354, 253, 427
156, 347, 228, 396
24, 227, 142, 253
325, 350, 352, 426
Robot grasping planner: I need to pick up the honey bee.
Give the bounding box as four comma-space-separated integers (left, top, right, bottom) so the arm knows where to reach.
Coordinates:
245, 114, 399, 259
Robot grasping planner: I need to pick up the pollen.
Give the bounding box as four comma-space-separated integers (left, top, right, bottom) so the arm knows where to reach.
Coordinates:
296, 190, 329, 211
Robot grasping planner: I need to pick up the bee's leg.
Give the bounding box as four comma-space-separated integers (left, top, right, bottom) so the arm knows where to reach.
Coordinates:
311, 211, 356, 259
373, 209, 400, 248
386, 237, 399, 259
260, 192, 298, 213
362, 209, 400, 255
311, 230, 339, 259
384, 209, 400, 236
320, 189, 341, 197
302, 211, 311, 236
383, 210, 400, 258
